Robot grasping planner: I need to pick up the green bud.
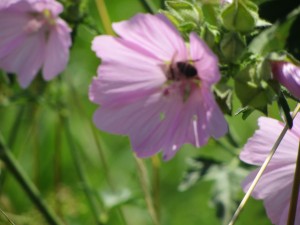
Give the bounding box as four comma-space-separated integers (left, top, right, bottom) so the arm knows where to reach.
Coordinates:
221, 0, 258, 33
165, 0, 203, 31
234, 64, 274, 112
220, 32, 245, 63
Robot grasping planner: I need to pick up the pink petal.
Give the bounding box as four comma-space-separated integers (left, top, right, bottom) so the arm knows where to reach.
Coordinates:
112, 13, 188, 62
271, 61, 300, 99
0, 11, 28, 58
201, 85, 228, 138
240, 117, 299, 166
90, 35, 165, 106
0, 30, 45, 87
278, 202, 300, 225
42, 19, 71, 80
189, 32, 221, 85
0, 0, 21, 9
243, 164, 294, 199
30, 0, 63, 16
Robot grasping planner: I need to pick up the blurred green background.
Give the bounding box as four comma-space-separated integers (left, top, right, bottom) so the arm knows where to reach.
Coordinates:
0, 0, 275, 225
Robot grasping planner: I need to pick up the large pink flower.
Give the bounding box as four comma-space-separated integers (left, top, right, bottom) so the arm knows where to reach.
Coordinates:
89, 14, 228, 160
240, 116, 300, 225
271, 61, 300, 99
0, 0, 71, 88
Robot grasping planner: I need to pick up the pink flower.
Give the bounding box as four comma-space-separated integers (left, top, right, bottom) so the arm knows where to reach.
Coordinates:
271, 61, 300, 99
240, 116, 300, 225
0, 0, 71, 88
89, 13, 227, 160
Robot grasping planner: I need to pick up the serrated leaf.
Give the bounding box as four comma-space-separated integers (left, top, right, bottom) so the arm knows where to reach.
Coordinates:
204, 159, 248, 224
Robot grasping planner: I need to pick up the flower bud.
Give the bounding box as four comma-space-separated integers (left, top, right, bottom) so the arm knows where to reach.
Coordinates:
271, 61, 300, 99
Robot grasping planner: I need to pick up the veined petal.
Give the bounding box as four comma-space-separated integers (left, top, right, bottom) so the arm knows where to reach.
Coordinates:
240, 117, 299, 166
43, 19, 71, 80
201, 86, 228, 138
0, 31, 45, 87
112, 13, 188, 62
0, 11, 28, 58
189, 32, 221, 85
90, 35, 166, 106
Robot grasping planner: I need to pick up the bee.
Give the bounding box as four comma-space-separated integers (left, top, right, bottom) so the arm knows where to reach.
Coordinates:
176, 61, 198, 79
167, 60, 198, 81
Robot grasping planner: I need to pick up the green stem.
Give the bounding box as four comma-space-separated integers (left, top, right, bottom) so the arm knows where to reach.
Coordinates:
140, 0, 158, 13
66, 77, 128, 225
287, 141, 300, 225
95, 0, 114, 35
0, 133, 64, 225
54, 116, 63, 216
63, 118, 105, 225
0, 106, 26, 192
228, 103, 300, 225
134, 156, 160, 225
151, 156, 160, 221
0, 207, 16, 225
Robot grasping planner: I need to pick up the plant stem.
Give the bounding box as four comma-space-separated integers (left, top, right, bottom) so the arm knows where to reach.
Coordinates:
66, 77, 128, 225
0, 133, 64, 225
228, 103, 300, 225
134, 155, 160, 225
151, 155, 160, 221
95, 0, 114, 35
287, 141, 300, 225
63, 118, 105, 225
0, 207, 16, 225
140, 0, 158, 13
0, 106, 26, 192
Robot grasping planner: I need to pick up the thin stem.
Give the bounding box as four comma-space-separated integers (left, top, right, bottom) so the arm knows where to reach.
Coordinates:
140, 0, 158, 13
63, 118, 105, 225
66, 77, 128, 225
0, 106, 26, 192
95, 0, 114, 35
151, 155, 161, 222
287, 141, 300, 225
228, 103, 300, 225
134, 155, 160, 225
0, 207, 16, 225
54, 116, 63, 216
0, 133, 64, 225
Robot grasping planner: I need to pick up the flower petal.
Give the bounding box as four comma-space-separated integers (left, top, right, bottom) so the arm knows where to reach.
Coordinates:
240, 117, 299, 166
201, 86, 228, 138
90, 35, 165, 106
0, 11, 28, 58
0, 31, 45, 87
189, 32, 221, 85
271, 61, 300, 99
112, 13, 188, 61
42, 19, 71, 80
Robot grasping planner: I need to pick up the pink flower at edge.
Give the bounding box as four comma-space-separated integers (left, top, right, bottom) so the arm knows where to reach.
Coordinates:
271, 61, 300, 99
89, 13, 228, 160
240, 115, 300, 225
0, 0, 71, 88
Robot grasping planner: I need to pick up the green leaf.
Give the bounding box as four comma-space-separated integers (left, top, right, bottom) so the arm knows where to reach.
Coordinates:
214, 83, 233, 115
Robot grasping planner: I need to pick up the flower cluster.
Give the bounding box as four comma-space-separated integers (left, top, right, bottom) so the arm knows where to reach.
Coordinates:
0, 0, 71, 88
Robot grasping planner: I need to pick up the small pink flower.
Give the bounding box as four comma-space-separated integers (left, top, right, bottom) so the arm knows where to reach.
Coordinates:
89, 14, 227, 160
271, 61, 300, 99
240, 116, 300, 225
0, 0, 71, 88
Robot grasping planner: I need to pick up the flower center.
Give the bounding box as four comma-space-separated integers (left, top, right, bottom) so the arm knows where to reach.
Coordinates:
167, 61, 198, 81
163, 61, 200, 102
